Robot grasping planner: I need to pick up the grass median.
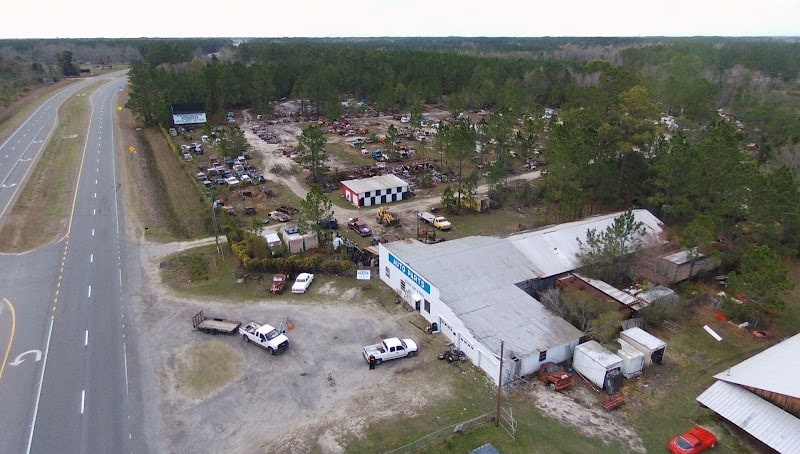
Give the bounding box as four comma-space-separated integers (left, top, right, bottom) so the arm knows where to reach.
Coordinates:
0, 85, 102, 252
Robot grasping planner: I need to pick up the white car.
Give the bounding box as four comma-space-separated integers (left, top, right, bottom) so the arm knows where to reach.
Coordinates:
291, 273, 314, 294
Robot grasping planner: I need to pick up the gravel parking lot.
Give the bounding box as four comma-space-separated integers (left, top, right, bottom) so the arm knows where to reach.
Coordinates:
129, 240, 450, 453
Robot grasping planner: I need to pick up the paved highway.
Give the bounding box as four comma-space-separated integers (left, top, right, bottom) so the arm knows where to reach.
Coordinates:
0, 75, 145, 453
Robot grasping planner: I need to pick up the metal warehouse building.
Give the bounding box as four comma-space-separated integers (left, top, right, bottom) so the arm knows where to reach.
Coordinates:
379, 236, 583, 385
378, 209, 665, 386
341, 174, 408, 207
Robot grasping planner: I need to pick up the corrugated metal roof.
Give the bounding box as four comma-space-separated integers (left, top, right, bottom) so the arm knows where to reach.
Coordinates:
340, 174, 408, 194
697, 380, 800, 453
573, 273, 647, 310
627, 285, 677, 304
455, 286, 582, 358
382, 237, 582, 359
506, 209, 664, 279
712, 332, 800, 398
661, 249, 697, 265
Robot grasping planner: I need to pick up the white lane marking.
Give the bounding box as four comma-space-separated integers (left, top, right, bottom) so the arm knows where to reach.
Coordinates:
80, 390, 85, 414
90, 253, 93, 263
87, 285, 92, 299
123, 342, 130, 398
26, 319, 54, 454
91, 229, 94, 237
92, 209, 96, 216
93, 192, 96, 198
85, 330, 89, 346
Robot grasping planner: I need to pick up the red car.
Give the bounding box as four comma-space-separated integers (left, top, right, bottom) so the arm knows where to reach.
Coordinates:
667, 426, 718, 454
269, 273, 287, 294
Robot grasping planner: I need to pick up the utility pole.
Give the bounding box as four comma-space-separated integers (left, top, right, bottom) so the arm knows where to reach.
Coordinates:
495, 339, 504, 427
211, 197, 221, 255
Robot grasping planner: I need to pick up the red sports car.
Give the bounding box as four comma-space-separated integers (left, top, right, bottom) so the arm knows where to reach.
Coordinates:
667, 426, 718, 454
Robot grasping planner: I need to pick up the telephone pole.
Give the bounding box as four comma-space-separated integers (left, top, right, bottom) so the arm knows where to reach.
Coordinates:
495, 339, 504, 427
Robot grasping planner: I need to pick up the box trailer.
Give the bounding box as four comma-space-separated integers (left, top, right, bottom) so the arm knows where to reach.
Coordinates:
620, 327, 666, 366
572, 340, 624, 395
616, 338, 644, 378
263, 233, 282, 255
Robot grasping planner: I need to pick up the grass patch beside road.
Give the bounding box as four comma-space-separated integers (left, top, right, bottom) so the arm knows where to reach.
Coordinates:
0, 80, 74, 141
175, 339, 243, 397
0, 87, 98, 252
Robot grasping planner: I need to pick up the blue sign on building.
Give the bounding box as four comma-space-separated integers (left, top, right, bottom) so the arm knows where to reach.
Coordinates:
388, 252, 431, 294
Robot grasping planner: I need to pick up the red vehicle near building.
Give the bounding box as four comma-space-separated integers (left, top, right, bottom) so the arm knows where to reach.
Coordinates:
667, 426, 718, 454
269, 274, 287, 294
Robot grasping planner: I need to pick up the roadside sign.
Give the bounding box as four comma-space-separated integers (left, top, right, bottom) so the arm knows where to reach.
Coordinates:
356, 269, 371, 280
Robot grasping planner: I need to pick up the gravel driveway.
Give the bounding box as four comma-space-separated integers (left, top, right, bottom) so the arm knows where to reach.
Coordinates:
128, 238, 449, 453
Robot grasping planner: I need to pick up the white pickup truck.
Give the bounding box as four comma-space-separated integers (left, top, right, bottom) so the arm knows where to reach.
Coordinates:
418, 211, 452, 231
363, 337, 418, 365
239, 321, 289, 355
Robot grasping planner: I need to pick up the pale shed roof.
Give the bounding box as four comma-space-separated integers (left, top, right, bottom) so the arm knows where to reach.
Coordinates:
341, 174, 408, 194
620, 327, 666, 351
263, 233, 281, 244
697, 380, 800, 454
712, 332, 800, 398
506, 209, 664, 279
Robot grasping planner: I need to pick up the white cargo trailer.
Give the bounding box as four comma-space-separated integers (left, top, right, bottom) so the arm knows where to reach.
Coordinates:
620, 327, 666, 366
616, 338, 644, 378
572, 340, 624, 395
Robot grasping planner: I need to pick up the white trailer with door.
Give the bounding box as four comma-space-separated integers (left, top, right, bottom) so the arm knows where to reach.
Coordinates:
616, 338, 645, 378
620, 327, 666, 366
572, 340, 624, 395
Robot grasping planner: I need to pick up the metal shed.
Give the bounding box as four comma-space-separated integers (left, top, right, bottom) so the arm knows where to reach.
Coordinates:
340, 174, 408, 207
620, 327, 666, 366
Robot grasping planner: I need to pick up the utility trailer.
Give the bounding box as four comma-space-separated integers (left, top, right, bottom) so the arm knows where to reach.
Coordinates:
192, 310, 241, 334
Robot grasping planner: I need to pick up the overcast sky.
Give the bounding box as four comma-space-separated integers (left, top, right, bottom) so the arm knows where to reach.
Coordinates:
3, 0, 798, 39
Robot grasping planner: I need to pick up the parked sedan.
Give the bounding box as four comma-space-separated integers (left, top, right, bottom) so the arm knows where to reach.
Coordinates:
291, 273, 314, 294
667, 426, 718, 454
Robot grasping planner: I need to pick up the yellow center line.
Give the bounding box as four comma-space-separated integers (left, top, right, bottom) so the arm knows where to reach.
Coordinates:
0, 298, 16, 382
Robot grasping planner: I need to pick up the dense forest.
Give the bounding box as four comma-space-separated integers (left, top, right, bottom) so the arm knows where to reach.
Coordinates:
2, 36, 800, 314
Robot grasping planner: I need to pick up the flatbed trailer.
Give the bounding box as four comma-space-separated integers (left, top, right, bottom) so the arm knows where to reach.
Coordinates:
192, 310, 241, 334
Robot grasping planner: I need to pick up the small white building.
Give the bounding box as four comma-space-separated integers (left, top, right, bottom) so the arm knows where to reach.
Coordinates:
281, 231, 319, 254
341, 174, 408, 207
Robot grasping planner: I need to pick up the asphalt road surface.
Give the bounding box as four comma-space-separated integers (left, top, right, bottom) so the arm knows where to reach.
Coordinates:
0, 74, 146, 453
